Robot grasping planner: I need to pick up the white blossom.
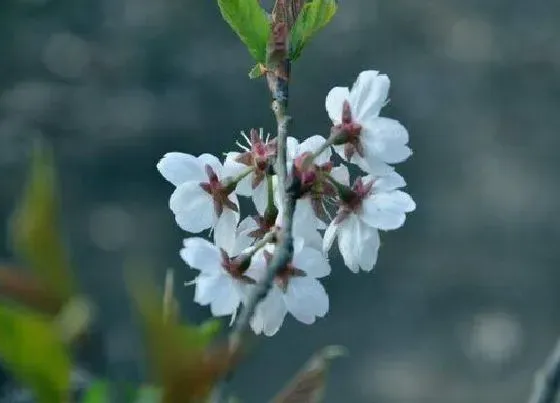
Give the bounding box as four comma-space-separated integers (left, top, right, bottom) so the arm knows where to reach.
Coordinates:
180, 237, 254, 319
157, 152, 240, 246
325, 70, 412, 174
223, 129, 276, 215
245, 239, 331, 336
323, 170, 415, 272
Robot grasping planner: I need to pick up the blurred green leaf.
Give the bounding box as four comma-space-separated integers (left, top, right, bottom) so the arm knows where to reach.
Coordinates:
0, 304, 71, 403
127, 270, 235, 403
217, 0, 270, 62
270, 345, 347, 403
290, 0, 337, 61
55, 296, 95, 344
82, 380, 109, 403
10, 140, 74, 307
82, 381, 163, 403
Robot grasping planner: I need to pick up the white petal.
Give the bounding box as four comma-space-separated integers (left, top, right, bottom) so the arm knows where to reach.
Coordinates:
333, 144, 394, 176
197, 153, 223, 176
214, 208, 240, 254
157, 152, 206, 186
358, 228, 380, 272
284, 277, 329, 324
366, 171, 406, 192
322, 221, 338, 254
361, 190, 415, 230
209, 276, 242, 316
353, 152, 395, 176
222, 152, 251, 193
170, 182, 214, 233
361, 118, 411, 164
194, 274, 222, 306
325, 87, 350, 123
180, 237, 222, 273
349, 71, 390, 121
252, 179, 268, 215
297, 135, 331, 165
330, 165, 350, 186
286, 137, 299, 164
244, 248, 268, 282
337, 215, 362, 272
259, 286, 287, 336
292, 246, 331, 278
235, 173, 253, 196
233, 217, 258, 255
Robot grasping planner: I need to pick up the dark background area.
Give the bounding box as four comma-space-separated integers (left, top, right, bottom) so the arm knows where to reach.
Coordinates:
1, 0, 559, 402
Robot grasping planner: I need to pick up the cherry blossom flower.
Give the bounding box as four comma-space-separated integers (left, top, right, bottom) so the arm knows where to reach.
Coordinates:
180, 237, 254, 319
323, 170, 415, 272
283, 135, 349, 230
245, 239, 331, 336
223, 128, 276, 214
325, 70, 412, 174
157, 152, 240, 248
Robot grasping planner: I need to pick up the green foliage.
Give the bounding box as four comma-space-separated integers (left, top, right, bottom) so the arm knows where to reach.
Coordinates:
0, 305, 71, 403
82, 381, 163, 403
127, 271, 233, 403
217, 0, 270, 62
290, 0, 337, 61
10, 140, 74, 305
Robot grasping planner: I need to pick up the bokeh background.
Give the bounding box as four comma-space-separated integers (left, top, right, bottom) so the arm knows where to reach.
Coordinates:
1, 0, 560, 402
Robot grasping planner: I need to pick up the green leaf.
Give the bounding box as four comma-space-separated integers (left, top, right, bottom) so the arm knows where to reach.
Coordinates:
82, 380, 109, 403
248, 63, 265, 79
217, 0, 270, 62
126, 269, 234, 403
0, 305, 71, 403
290, 0, 337, 61
82, 381, 163, 403
10, 140, 74, 306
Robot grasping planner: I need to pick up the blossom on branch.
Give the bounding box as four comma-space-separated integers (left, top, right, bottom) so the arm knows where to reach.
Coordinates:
325, 70, 412, 174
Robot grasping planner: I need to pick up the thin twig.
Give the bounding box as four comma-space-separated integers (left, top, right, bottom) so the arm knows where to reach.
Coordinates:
528, 337, 560, 403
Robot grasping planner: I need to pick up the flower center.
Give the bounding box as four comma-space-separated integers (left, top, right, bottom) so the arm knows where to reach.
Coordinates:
262, 250, 306, 292
199, 164, 238, 217
219, 249, 255, 285
331, 100, 363, 161
334, 177, 374, 224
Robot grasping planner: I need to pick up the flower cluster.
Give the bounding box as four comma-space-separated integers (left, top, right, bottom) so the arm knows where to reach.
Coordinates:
157, 70, 415, 336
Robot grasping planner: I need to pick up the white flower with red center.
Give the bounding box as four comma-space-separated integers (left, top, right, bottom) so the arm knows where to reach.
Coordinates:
181, 237, 255, 319
323, 170, 415, 272
245, 239, 331, 336
284, 135, 349, 230
157, 152, 240, 250
223, 128, 276, 214
235, 194, 325, 251
325, 70, 412, 174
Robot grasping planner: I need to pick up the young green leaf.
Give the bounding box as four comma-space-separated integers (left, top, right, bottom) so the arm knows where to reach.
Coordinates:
82, 380, 163, 403
82, 380, 109, 403
127, 270, 236, 403
0, 305, 71, 403
290, 0, 337, 61
270, 345, 347, 403
217, 0, 270, 62
10, 140, 74, 307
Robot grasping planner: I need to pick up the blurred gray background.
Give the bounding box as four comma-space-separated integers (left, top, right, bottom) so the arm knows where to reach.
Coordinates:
1, 0, 559, 402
